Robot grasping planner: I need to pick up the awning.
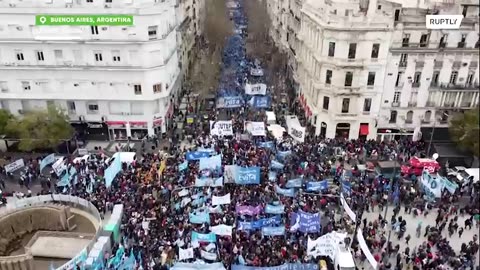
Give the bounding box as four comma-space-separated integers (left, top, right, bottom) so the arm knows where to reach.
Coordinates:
106, 121, 126, 126
359, 124, 369, 136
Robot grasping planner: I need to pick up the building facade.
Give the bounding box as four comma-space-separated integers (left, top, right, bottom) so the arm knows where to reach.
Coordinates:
0, 0, 185, 141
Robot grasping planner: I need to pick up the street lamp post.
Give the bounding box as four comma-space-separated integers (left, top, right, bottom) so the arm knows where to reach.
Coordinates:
426, 112, 448, 155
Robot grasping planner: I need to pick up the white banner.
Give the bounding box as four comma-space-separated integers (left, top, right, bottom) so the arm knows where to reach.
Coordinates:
307, 231, 347, 260
340, 193, 356, 222
178, 248, 194, 261
200, 250, 218, 261
245, 83, 267, 95
212, 194, 231, 206
250, 68, 264, 77
210, 121, 234, 136
179, 189, 189, 197
288, 124, 306, 143
357, 230, 378, 269
210, 224, 233, 236
244, 121, 266, 136
5, 159, 25, 173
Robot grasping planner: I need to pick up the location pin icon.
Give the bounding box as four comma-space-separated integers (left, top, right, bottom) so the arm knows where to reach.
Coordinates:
39, 16, 47, 24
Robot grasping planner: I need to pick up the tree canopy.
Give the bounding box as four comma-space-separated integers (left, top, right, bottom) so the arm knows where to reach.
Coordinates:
6, 105, 74, 151
449, 109, 479, 157
0, 109, 13, 135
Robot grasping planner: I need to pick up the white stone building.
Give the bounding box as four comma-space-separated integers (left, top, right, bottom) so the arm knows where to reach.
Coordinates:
0, 0, 183, 141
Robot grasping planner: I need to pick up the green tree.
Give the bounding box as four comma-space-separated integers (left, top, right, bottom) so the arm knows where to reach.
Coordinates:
0, 109, 14, 135
7, 105, 74, 151
449, 109, 479, 157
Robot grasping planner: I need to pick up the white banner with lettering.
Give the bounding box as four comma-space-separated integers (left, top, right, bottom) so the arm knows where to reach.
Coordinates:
200, 250, 218, 261
212, 194, 231, 206
357, 230, 378, 269
5, 159, 25, 173
244, 121, 266, 136
210, 224, 233, 236
307, 231, 347, 260
288, 123, 305, 143
245, 83, 267, 95
178, 247, 194, 261
210, 121, 234, 136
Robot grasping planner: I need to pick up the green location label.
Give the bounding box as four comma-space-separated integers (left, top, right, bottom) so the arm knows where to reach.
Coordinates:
35, 15, 134, 26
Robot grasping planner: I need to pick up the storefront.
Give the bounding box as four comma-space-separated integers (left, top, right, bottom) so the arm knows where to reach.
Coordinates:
376, 128, 414, 142
71, 121, 109, 141
130, 121, 148, 140
358, 123, 370, 140
153, 117, 163, 135
106, 121, 128, 141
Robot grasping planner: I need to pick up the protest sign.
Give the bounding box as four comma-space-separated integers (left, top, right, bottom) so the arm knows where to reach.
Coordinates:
244, 121, 266, 136
307, 231, 347, 260
265, 204, 285, 214
245, 83, 267, 95
210, 121, 234, 136
237, 216, 282, 231
262, 226, 285, 236
39, 154, 55, 172
178, 248, 194, 261
290, 210, 321, 233
5, 159, 25, 173
212, 194, 231, 206
199, 154, 222, 171
235, 167, 261, 185
210, 224, 233, 236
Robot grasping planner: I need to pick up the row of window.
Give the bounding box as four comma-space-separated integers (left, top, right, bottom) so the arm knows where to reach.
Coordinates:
394, 68, 477, 88
401, 33, 480, 49
387, 110, 449, 124
320, 97, 372, 114
13, 49, 124, 63
324, 70, 377, 87
327, 42, 380, 59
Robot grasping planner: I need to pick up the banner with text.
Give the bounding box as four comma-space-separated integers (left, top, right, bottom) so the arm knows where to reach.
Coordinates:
245, 121, 266, 136
210, 121, 234, 136
245, 83, 267, 95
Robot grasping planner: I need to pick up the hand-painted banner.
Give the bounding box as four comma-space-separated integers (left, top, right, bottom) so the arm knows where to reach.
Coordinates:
286, 178, 302, 188
307, 231, 347, 260
199, 154, 222, 171
245, 121, 266, 136
290, 210, 321, 233
210, 224, 233, 236
217, 96, 244, 109
288, 123, 306, 143
189, 210, 211, 224
262, 226, 285, 236
249, 96, 271, 109
232, 263, 318, 270
306, 180, 329, 192
5, 158, 25, 173
258, 141, 275, 149
178, 160, 188, 171
210, 121, 234, 136
235, 166, 261, 185
235, 205, 263, 216
191, 232, 216, 243
270, 160, 284, 170
195, 177, 223, 187
186, 151, 210, 161
237, 215, 282, 231
275, 185, 295, 197
178, 247, 194, 261
265, 204, 285, 214
245, 83, 267, 95
224, 165, 238, 184
212, 194, 231, 206
40, 154, 55, 172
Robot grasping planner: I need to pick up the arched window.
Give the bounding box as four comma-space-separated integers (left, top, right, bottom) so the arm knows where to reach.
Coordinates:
389, 110, 398, 123
424, 110, 432, 122
406, 111, 414, 123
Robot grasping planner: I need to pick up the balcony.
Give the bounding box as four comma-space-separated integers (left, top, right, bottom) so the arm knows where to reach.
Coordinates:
412, 82, 420, 88
408, 102, 417, 107
391, 102, 400, 107
457, 42, 466, 48
398, 61, 407, 68
425, 101, 436, 107
438, 42, 446, 48
390, 42, 437, 52
335, 113, 358, 118
430, 83, 479, 91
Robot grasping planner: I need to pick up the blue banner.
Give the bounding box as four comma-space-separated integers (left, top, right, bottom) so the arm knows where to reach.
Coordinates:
268, 171, 277, 182
57, 171, 70, 187
232, 264, 318, 270
249, 96, 271, 108
189, 209, 210, 224
342, 181, 352, 195
39, 153, 55, 172
306, 180, 329, 192
265, 204, 285, 214
290, 210, 321, 233
262, 226, 285, 236
191, 232, 216, 243
237, 215, 282, 231
277, 151, 292, 161
270, 160, 284, 170
258, 141, 274, 149
195, 177, 224, 187
235, 166, 261, 185
104, 155, 122, 188
199, 154, 222, 171
275, 185, 295, 197
172, 263, 226, 270
217, 96, 244, 108
286, 178, 302, 188
186, 151, 210, 161
178, 160, 188, 171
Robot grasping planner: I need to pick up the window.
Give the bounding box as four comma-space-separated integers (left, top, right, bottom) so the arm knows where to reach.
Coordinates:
86, 0, 93, 2
87, 103, 99, 114
36, 51, 44, 61
371, 43, 380, 59
323, 96, 329, 110
153, 83, 162, 93
54, 50, 63, 59
393, 91, 401, 103
341, 98, 350, 113
325, 70, 332, 84
0, 81, 8, 92
439, 34, 447, 48
94, 52, 103, 62
413, 72, 421, 87
449, 71, 458, 84
419, 34, 429, 47
344, 72, 353, 86
134, 84, 142, 95
389, 110, 398, 123
424, 110, 432, 122
402, 34, 410, 47
112, 50, 121, 62
16, 51, 24, 61
394, 9, 400, 21
367, 72, 376, 86
91, 26, 99, 35
148, 26, 158, 39
466, 72, 475, 85
406, 111, 414, 123
395, 71, 404, 87
399, 53, 408, 67
363, 98, 372, 112
328, 42, 335, 57
458, 34, 466, 48
67, 101, 76, 113
431, 71, 440, 86
348, 43, 357, 59
105, 0, 112, 2
462, 6, 468, 17
21, 81, 30, 90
